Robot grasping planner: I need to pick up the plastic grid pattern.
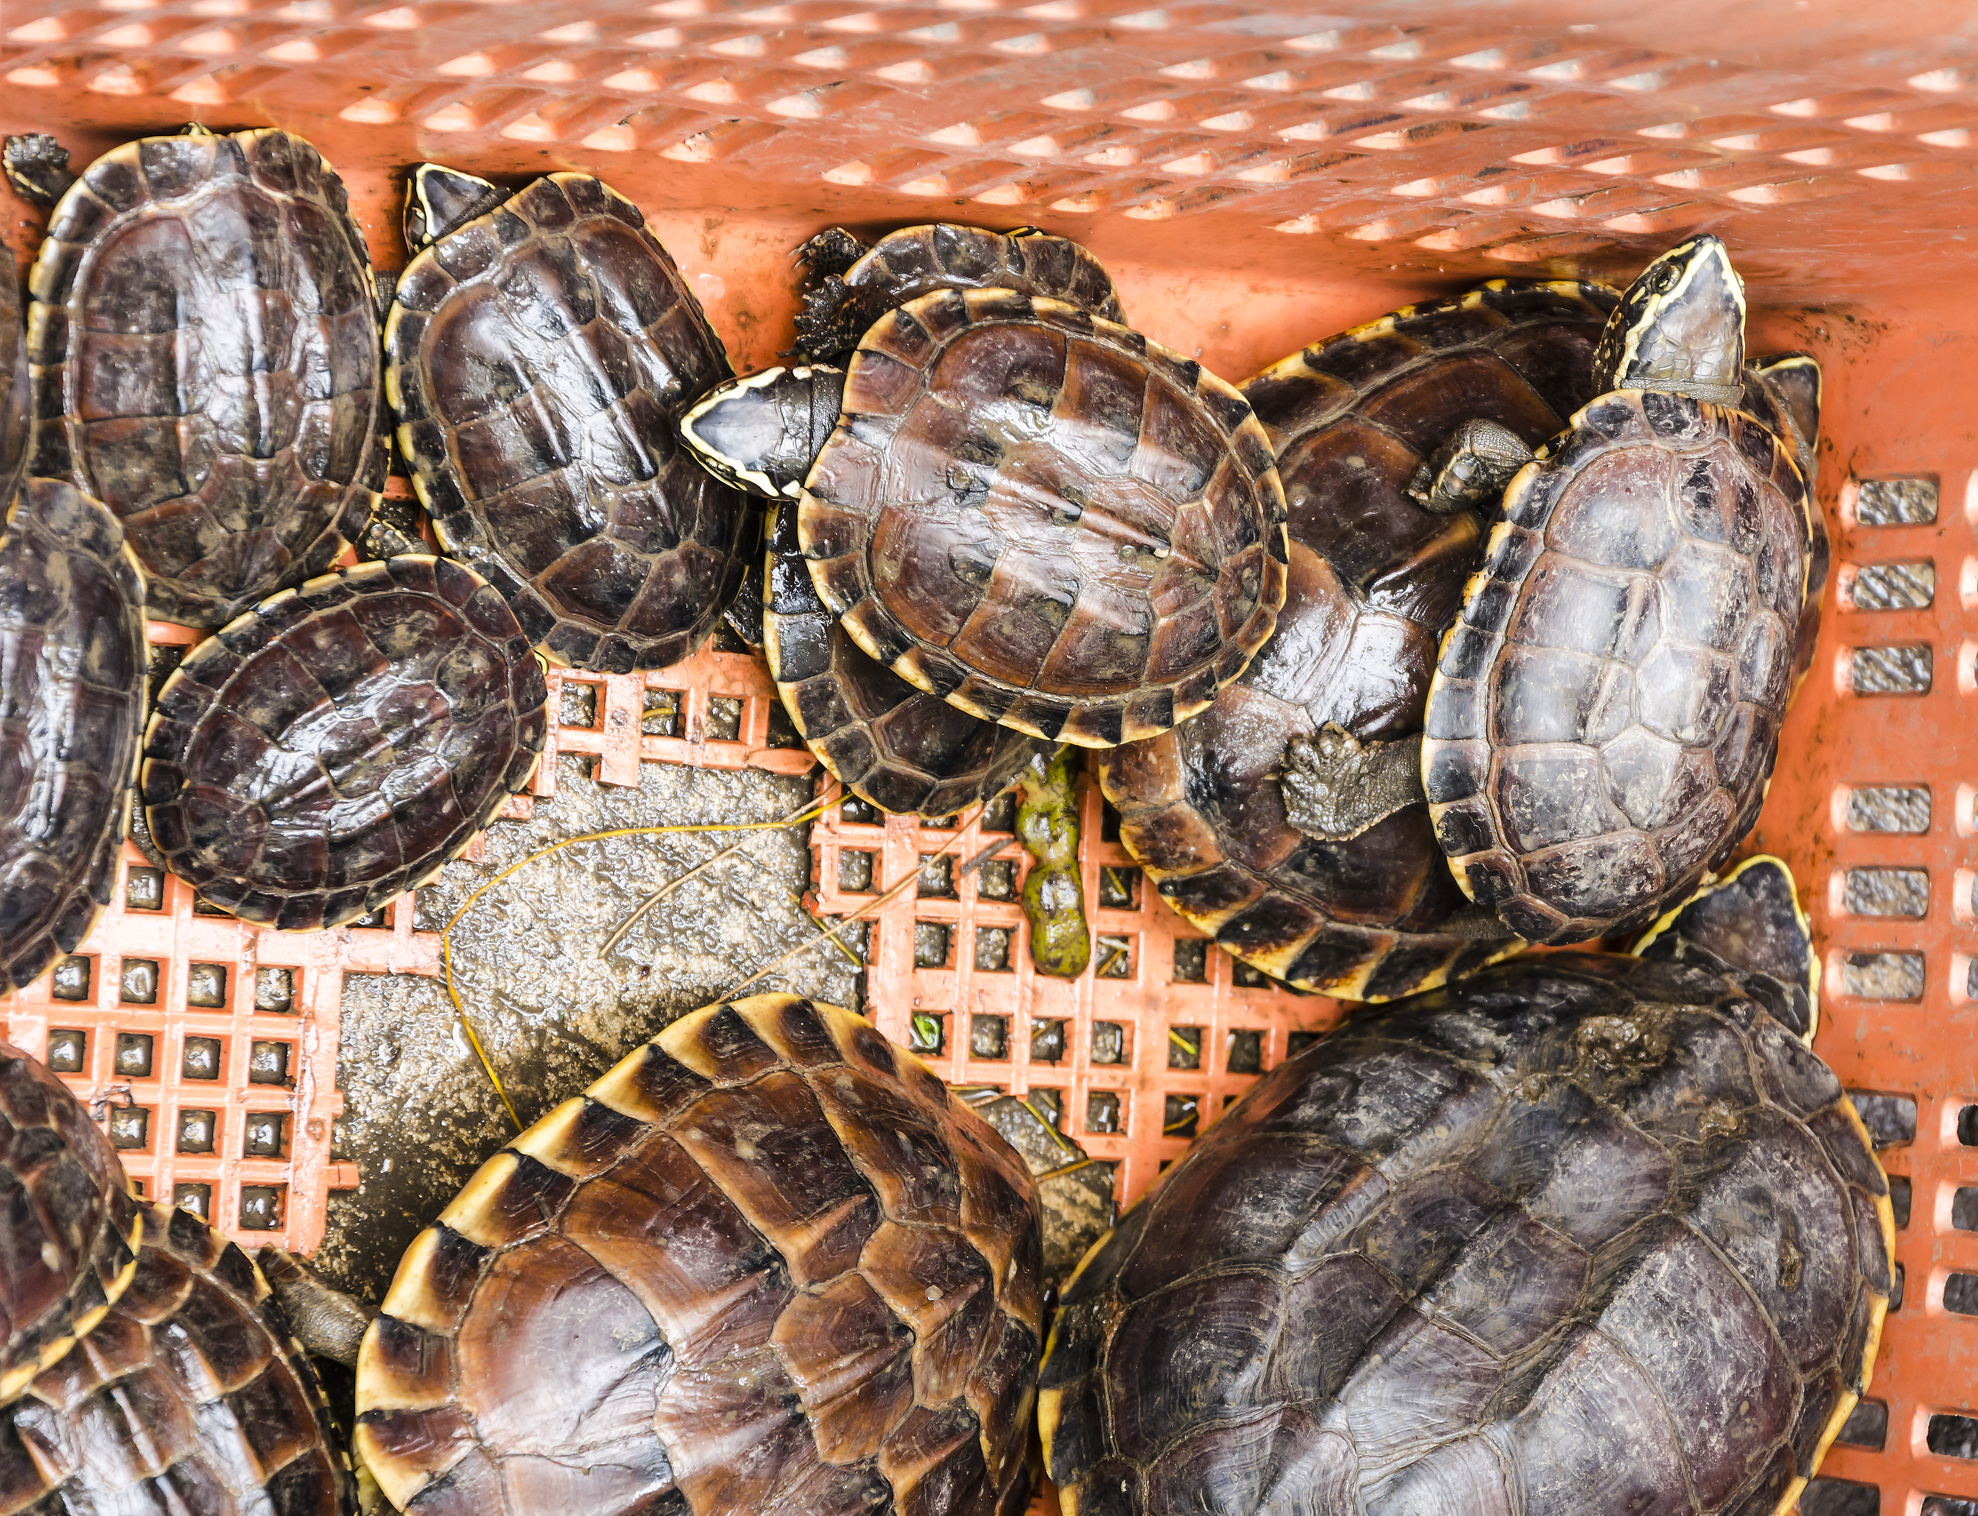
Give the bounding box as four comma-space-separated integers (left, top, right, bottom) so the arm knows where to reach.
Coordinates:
5, 3, 1978, 297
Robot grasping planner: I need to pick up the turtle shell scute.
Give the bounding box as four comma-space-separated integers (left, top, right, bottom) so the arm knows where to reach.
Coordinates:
27, 127, 385, 630
355, 994, 1042, 1516
139, 554, 546, 931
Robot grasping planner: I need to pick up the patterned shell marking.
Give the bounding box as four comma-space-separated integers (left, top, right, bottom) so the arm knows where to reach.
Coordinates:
764, 500, 1054, 818
0, 1042, 141, 1407
1098, 280, 1617, 1000
800, 289, 1288, 749
0, 478, 148, 991
1040, 951, 1893, 1516
139, 555, 547, 931
387, 173, 749, 674
1, 1199, 354, 1514
27, 128, 385, 629
354, 994, 1042, 1516
1423, 394, 1811, 944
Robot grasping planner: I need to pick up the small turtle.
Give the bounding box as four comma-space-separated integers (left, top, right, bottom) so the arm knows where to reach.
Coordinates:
683, 228, 1287, 748
18, 126, 386, 629
792, 222, 1126, 365
2, 1197, 355, 1514
352, 994, 1042, 1516
1040, 858, 1892, 1516
0, 1040, 142, 1406
1097, 280, 1617, 999
764, 498, 1054, 817
1420, 235, 1813, 943
386, 165, 749, 674
1740, 352, 1827, 690
0, 478, 148, 991
139, 554, 547, 930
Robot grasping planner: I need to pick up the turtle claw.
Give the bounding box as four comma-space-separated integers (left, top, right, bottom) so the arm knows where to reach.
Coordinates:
3, 134, 75, 208
1280, 724, 1426, 841
1407, 417, 1535, 513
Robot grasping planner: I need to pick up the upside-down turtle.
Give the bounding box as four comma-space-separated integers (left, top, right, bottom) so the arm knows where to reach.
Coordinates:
352, 993, 1042, 1516
386, 165, 749, 674
17, 125, 385, 629
139, 554, 547, 930
1097, 279, 1617, 999
680, 223, 1287, 748
0, 478, 148, 991
1040, 857, 1892, 1516
1418, 236, 1814, 943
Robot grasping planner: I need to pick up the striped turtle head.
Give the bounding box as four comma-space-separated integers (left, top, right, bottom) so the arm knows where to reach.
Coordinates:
403, 163, 504, 250
1592, 235, 1746, 404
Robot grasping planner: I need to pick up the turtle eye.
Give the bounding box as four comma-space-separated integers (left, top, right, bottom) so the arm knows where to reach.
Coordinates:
1650, 264, 1679, 294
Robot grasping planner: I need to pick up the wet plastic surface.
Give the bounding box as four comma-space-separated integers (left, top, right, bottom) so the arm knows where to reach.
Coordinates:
3, 7, 1977, 1511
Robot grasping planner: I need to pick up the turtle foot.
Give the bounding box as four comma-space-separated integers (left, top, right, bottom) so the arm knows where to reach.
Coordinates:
1407, 418, 1536, 513
1281, 724, 1426, 841
3, 134, 74, 208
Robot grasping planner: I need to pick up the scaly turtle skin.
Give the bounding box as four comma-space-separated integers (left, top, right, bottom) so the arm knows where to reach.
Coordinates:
764, 500, 1052, 818
354, 994, 1042, 1516
799, 288, 1287, 747
1422, 237, 1813, 945
386, 166, 748, 674
794, 223, 1126, 366
1040, 858, 1891, 1516
0, 479, 148, 991
25, 127, 385, 629
1098, 280, 1616, 1000
0, 1042, 141, 1406
1, 1199, 355, 1513
139, 555, 547, 930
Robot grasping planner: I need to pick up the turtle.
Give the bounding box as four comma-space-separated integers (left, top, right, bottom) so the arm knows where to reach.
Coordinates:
350, 993, 1042, 1516
1096, 279, 1619, 1001
138, 553, 548, 931
0, 1040, 142, 1406
960, 1090, 1115, 1302
1038, 856, 1894, 1516
17, 125, 386, 629
763, 497, 1054, 818
0, 477, 149, 991
680, 225, 1288, 748
385, 164, 750, 674
1, 1196, 355, 1514
1739, 353, 1826, 691
1417, 235, 1814, 945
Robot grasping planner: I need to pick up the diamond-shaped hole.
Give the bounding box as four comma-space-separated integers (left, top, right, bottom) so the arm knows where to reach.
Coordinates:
970, 1015, 1008, 1059
45, 1030, 85, 1073
186, 962, 228, 1008
114, 1033, 153, 1079
182, 1037, 222, 1081
50, 956, 91, 1002
177, 1109, 216, 1154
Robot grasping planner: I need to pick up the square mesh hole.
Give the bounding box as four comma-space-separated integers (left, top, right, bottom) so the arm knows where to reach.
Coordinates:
838, 850, 874, 893
1085, 1091, 1121, 1135
1167, 1026, 1202, 1070
974, 926, 1012, 973
244, 1112, 288, 1158
705, 696, 743, 742
125, 868, 164, 912
1100, 800, 1121, 843
107, 1106, 149, 1151
113, 1034, 153, 1079
1172, 940, 1208, 983
840, 795, 880, 826
559, 681, 598, 729
1850, 560, 1935, 609
173, 1183, 211, 1222
766, 702, 804, 749
1836, 1398, 1887, 1450
238, 1185, 285, 1231
1030, 1019, 1065, 1064
50, 956, 91, 1002
248, 1042, 292, 1086
970, 1015, 1008, 1060
182, 1037, 222, 1081
45, 1030, 84, 1074
255, 968, 294, 1014
642, 688, 681, 737
1850, 644, 1932, 695
177, 1109, 216, 1154
1227, 1028, 1263, 1074
1098, 865, 1140, 909
1848, 1091, 1916, 1148
119, 959, 159, 1005
186, 963, 228, 1009
1028, 1089, 1063, 1129
918, 854, 954, 897
1096, 934, 1133, 978
1799, 1479, 1882, 1516
1846, 785, 1930, 832
1233, 962, 1277, 990
1163, 1093, 1199, 1139
1090, 1022, 1125, 1065
980, 792, 1016, 833
978, 859, 1016, 901
1845, 867, 1928, 917
349, 906, 388, 929
908, 1012, 944, 1056
1840, 952, 1923, 1000
914, 922, 951, 969
923, 813, 959, 831
1287, 1031, 1323, 1059
1854, 475, 1937, 525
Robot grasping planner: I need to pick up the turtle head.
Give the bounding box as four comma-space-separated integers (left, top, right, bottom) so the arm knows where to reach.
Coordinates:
404, 163, 504, 250
1632, 856, 1818, 1041
1592, 235, 1746, 404
1747, 352, 1822, 483
679, 365, 847, 500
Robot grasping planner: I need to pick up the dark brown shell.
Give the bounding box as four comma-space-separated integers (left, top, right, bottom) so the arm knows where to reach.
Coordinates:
801, 288, 1287, 748
765, 500, 1053, 818
354, 994, 1042, 1516
1740, 356, 1826, 692
2, 1199, 354, 1514
387, 173, 749, 674
0, 235, 26, 510
1041, 951, 1892, 1516
1423, 396, 1811, 944
0, 478, 148, 990
27, 128, 385, 629
1098, 280, 1616, 999
139, 555, 547, 930
0, 1042, 140, 1406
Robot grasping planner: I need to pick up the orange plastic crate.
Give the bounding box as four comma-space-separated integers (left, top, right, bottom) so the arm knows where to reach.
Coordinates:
4, 6, 1977, 1511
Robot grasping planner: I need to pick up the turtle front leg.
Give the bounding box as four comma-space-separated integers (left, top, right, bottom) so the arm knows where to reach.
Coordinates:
3, 134, 76, 207
1406, 419, 1536, 514
794, 227, 877, 364
257, 1246, 377, 1367
1280, 724, 1427, 841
